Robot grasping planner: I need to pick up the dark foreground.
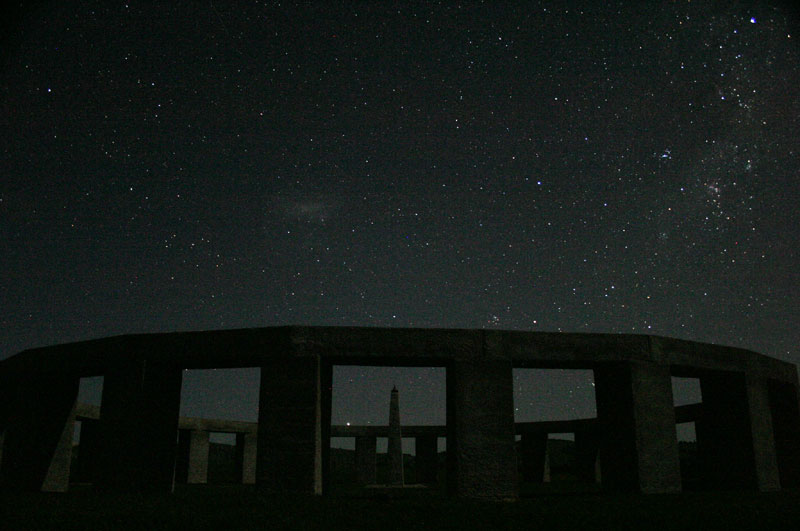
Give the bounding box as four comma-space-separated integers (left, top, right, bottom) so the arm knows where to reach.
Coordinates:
3, 486, 800, 530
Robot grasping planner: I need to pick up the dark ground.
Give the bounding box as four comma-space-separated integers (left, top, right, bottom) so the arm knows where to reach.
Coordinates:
44, 441, 798, 529
3, 486, 800, 531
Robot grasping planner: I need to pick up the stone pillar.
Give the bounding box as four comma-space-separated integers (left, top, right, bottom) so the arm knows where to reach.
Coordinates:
387, 386, 404, 486
175, 430, 191, 484
519, 433, 548, 483
768, 379, 800, 488
697, 371, 779, 491
257, 356, 323, 494
594, 361, 681, 493
320, 361, 332, 495
543, 445, 551, 482
236, 432, 258, 484
355, 436, 377, 485
73, 418, 101, 483
745, 376, 780, 491
186, 430, 210, 484
0, 370, 14, 470
446, 356, 517, 499
697, 371, 756, 490
574, 429, 600, 483
0, 371, 78, 492
416, 435, 438, 485
94, 359, 182, 491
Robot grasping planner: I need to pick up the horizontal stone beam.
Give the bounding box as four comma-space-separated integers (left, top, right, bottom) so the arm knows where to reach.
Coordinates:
176, 417, 258, 433
515, 419, 597, 434
76, 403, 258, 434
331, 425, 445, 438
7, 328, 796, 384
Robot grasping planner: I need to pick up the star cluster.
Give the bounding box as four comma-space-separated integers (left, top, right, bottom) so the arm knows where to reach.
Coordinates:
1, 2, 798, 424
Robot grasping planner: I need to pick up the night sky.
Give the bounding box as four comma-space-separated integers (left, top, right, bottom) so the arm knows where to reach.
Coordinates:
2, 2, 798, 440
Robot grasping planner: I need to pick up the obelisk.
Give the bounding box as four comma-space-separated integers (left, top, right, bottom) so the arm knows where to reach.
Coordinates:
387, 385, 404, 485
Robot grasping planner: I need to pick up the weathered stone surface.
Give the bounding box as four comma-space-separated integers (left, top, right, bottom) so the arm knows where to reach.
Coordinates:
595, 361, 681, 493
698, 370, 758, 489
0, 369, 15, 468
94, 359, 182, 491
1, 326, 799, 498
354, 436, 377, 485
320, 361, 332, 495
415, 435, 438, 485
257, 356, 322, 494
175, 430, 191, 484
574, 429, 601, 483
176, 429, 209, 484
3, 328, 796, 382
519, 433, 548, 483
769, 379, 800, 487
236, 432, 257, 484
72, 418, 101, 483
387, 386, 404, 486
187, 430, 210, 484
746, 375, 780, 491
0, 372, 78, 492
447, 356, 518, 500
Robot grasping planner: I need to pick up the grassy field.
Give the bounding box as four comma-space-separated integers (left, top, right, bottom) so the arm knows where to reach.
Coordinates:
3, 486, 800, 530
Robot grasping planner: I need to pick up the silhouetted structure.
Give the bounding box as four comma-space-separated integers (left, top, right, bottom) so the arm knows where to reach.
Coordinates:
387, 386, 404, 486
1, 327, 799, 500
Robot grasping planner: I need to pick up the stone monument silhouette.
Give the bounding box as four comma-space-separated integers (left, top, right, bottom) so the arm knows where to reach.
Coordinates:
2, 326, 800, 498
387, 385, 404, 486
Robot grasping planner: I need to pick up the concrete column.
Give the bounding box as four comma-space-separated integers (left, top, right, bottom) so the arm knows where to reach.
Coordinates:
697, 370, 770, 490
416, 435, 438, 485
320, 361, 332, 495
0, 370, 14, 470
446, 356, 517, 499
355, 436, 377, 485
257, 356, 323, 494
0, 372, 78, 492
73, 418, 101, 483
387, 386, 404, 486
94, 359, 182, 491
746, 375, 780, 491
594, 361, 681, 493
236, 432, 258, 484
543, 445, 551, 482
768, 379, 800, 488
519, 433, 548, 483
574, 429, 600, 483
175, 430, 191, 484
187, 430, 210, 484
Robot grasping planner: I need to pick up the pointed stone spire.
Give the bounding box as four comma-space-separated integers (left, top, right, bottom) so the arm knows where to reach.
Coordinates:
387, 385, 404, 485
